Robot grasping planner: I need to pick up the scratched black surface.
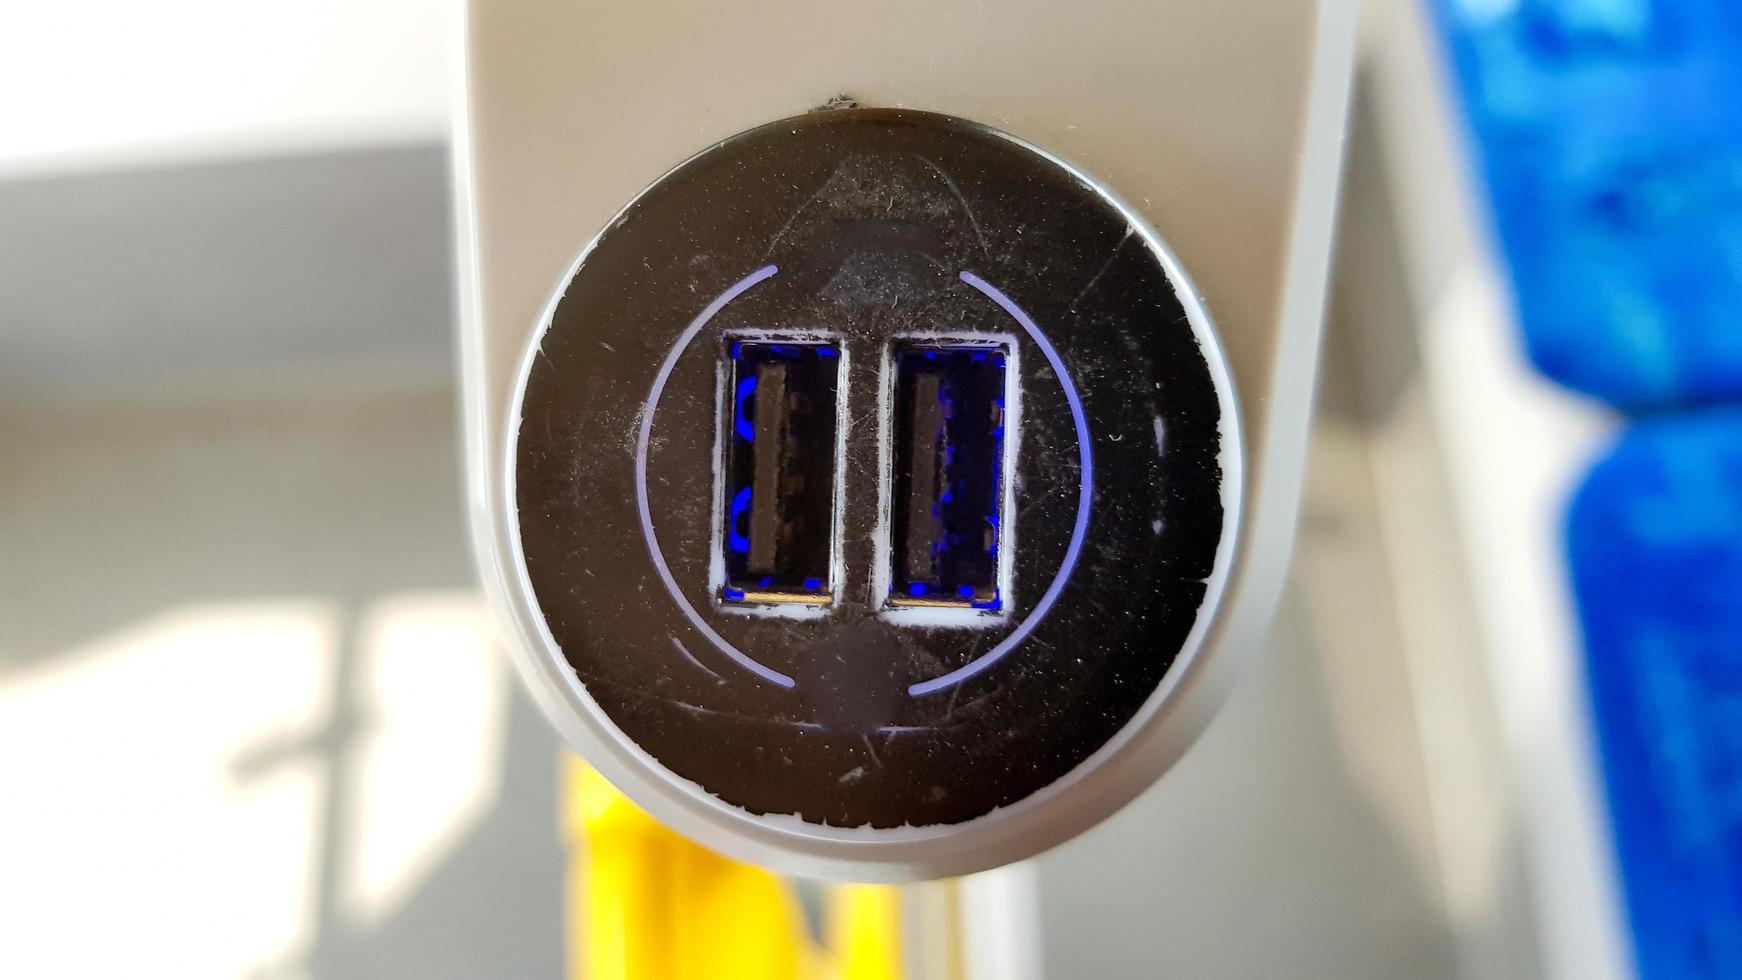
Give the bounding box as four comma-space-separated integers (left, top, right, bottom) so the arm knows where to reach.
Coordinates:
516, 109, 1227, 828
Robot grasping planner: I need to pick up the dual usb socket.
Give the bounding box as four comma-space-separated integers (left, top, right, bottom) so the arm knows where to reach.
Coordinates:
718, 336, 1012, 615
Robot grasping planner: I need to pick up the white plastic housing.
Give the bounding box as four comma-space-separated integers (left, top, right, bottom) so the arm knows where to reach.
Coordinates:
454, 0, 1356, 880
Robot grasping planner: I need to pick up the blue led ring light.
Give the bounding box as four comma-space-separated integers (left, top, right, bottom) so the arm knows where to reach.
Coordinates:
906, 272, 1094, 696
634, 264, 797, 688
633, 265, 1094, 697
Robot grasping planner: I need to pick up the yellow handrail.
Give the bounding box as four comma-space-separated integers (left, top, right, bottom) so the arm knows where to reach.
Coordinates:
562, 754, 905, 980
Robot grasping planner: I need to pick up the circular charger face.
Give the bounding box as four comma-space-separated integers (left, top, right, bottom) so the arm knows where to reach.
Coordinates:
513, 109, 1236, 832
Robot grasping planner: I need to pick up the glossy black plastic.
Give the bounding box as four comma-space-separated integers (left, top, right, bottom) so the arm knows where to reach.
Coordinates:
515, 108, 1227, 828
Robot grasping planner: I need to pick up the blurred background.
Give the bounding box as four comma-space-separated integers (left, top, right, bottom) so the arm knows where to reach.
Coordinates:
3, 1, 1737, 978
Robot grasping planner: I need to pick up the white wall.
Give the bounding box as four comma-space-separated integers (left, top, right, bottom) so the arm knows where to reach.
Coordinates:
0, 0, 449, 179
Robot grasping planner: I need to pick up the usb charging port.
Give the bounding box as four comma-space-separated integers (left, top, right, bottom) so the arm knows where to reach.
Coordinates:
888, 343, 1008, 611
720, 340, 840, 605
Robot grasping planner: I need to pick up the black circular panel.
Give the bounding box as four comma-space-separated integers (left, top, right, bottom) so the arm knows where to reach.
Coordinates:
515, 108, 1229, 829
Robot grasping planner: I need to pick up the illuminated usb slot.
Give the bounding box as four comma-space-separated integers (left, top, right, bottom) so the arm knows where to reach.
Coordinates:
719, 339, 839, 605
887, 343, 1008, 611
